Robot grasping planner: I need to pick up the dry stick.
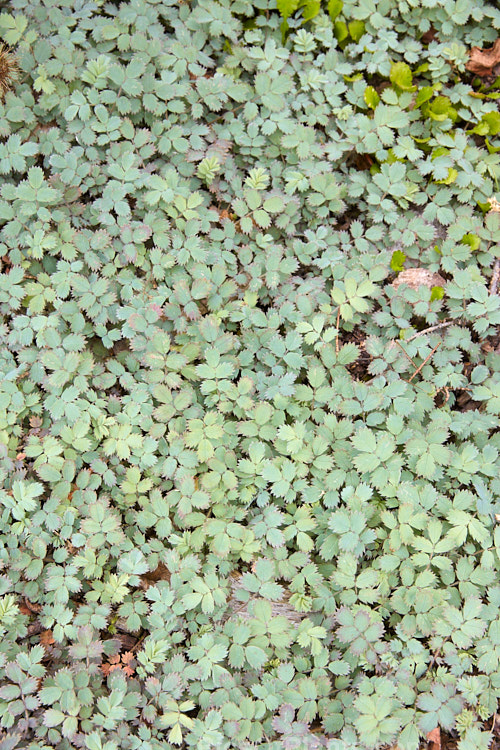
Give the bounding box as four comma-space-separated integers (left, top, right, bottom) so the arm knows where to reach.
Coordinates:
408, 341, 442, 382
405, 320, 453, 342
490, 258, 500, 296
132, 630, 148, 653
378, 343, 428, 394
394, 339, 418, 367
335, 307, 340, 354
490, 713, 499, 738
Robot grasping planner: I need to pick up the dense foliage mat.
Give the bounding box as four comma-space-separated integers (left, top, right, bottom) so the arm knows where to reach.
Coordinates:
0, 0, 500, 748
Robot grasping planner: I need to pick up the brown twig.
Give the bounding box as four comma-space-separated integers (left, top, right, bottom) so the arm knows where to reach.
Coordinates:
408, 341, 441, 382
335, 307, 340, 354
394, 339, 417, 367
405, 321, 453, 342
132, 629, 148, 653
489, 712, 498, 737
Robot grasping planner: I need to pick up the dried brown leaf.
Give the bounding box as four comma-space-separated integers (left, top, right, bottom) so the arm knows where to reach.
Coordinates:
22, 597, 42, 614
426, 726, 441, 750
466, 38, 500, 77
116, 632, 137, 651
39, 630, 54, 646
139, 561, 171, 591
421, 26, 438, 45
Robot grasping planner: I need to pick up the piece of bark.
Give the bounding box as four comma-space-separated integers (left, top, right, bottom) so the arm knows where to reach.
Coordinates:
224, 572, 306, 624
392, 268, 446, 292
488, 197, 500, 213
466, 38, 500, 77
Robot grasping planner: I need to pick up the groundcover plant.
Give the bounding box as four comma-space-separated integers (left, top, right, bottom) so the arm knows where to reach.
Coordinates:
0, 0, 499, 748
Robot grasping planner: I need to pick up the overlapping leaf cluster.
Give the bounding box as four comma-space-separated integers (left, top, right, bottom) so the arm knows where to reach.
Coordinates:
0, 0, 499, 748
